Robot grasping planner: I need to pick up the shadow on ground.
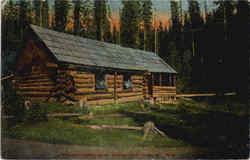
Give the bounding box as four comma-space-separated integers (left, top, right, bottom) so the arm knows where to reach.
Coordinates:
120, 98, 249, 159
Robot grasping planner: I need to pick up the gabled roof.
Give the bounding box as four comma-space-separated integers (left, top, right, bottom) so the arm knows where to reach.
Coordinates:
30, 25, 177, 73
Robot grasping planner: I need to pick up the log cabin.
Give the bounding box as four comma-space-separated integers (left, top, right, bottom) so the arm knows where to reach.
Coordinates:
14, 25, 177, 105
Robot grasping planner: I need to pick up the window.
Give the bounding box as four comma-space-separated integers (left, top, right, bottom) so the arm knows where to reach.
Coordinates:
123, 73, 132, 90
153, 73, 160, 86
95, 72, 106, 90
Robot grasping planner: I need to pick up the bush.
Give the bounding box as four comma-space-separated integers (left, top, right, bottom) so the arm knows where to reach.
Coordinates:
25, 103, 48, 122
2, 80, 26, 121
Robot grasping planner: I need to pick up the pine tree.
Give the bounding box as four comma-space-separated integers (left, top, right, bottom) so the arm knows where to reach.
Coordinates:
2, 0, 19, 51
112, 25, 119, 44
72, 0, 93, 37
94, 0, 108, 41
120, 0, 142, 49
19, 0, 29, 40
54, 0, 71, 32
103, 5, 112, 42
34, 0, 41, 25
26, 0, 33, 24
141, 0, 152, 51
73, 0, 81, 35
170, 0, 181, 33
42, 0, 49, 28
188, 0, 203, 29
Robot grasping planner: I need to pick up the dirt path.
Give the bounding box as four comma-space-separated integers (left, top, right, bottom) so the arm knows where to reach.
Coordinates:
2, 138, 204, 159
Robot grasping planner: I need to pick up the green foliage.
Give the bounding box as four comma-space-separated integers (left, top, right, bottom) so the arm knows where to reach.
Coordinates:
25, 103, 48, 122
141, 0, 152, 51
73, 0, 93, 37
2, 80, 25, 122
39, 102, 83, 114
42, 0, 49, 28
121, 0, 142, 49
5, 118, 186, 148
54, 0, 71, 32
170, 0, 181, 33
94, 0, 111, 42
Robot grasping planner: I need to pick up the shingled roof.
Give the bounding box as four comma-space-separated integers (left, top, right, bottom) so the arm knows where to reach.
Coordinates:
30, 24, 177, 73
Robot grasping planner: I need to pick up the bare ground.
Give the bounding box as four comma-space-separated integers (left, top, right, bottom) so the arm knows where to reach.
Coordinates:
1, 138, 204, 159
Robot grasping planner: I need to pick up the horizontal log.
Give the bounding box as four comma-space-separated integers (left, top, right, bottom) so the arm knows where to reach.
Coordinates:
117, 92, 143, 97
75, 84, 94, 88
87, 98, 114, 105
16, 88, 53, 92
131, 79, 143, 83
107, 88, 123, 92
20, 75, 51, 81
87, 93, 113, 99
17, 86, 54, 90
153, 90, 176, 93
70, 73, 94, 77
76, 88, 95, 93
117, 96, 143, 103
17, 82, 55, 87
153, 86, 176, 89
131, 75, 143, 79
131, 85, 143, 88
46, 62, 58, 68
132, 88, 143, 92
85, 125, 143, 130
106, 80, 123, 84
20, 79, 53, 84
153, 94, 176, 97
74, 78, 94, 83
17, 91, 50, 96
107, 85, 123, 88
22, 97, 48, 102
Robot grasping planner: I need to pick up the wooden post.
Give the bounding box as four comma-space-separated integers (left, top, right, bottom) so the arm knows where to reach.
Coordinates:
114, 72, 117, 104
173, 75, 176, 86
152, 74, 154, 86
169, 74, 172, 86
159, 73, 162, 86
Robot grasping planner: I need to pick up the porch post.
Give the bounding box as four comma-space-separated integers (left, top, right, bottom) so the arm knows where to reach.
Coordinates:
152, 73, 154, 86
114, 72, 117, 104
159, 73, 162, 86
173, 74, 176, 86
169, 74, 172, 86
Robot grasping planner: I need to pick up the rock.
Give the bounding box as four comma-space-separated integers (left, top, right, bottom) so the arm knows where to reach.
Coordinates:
88, 112, 93, 119
143, 121, 166, 140
24, 100, 31, 110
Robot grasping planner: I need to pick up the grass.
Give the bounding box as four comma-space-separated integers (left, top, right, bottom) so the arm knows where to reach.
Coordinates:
88, 102, 145, 115
39, 102, 83, 114
2, 95, 249, 158
76, 117, 142, 126
3, 119, 187, 148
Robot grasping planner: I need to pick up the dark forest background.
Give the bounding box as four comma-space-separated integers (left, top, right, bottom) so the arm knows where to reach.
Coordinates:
1, 0, 249, 102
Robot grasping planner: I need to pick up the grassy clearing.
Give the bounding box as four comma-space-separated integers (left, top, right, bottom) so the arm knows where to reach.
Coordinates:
75, 117, 142, 126
3, 119, 187, 148
2, 95, 248, 158
88, 102, 145, 115
39, 102, 83, 114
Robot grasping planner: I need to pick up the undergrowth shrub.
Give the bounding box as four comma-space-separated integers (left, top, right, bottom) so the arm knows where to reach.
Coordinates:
2, 80, 26, 121
25, 103, 48, 122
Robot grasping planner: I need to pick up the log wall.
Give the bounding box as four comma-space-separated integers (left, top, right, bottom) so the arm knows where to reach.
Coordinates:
15, 72, 55, 102
16, 68, 177, 105
67, 70, 95, 93
105, 74, 123, 92
152, 86, 176, 104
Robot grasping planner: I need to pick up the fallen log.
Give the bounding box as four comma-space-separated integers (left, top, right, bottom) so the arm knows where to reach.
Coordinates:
85, 125, 143, 130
